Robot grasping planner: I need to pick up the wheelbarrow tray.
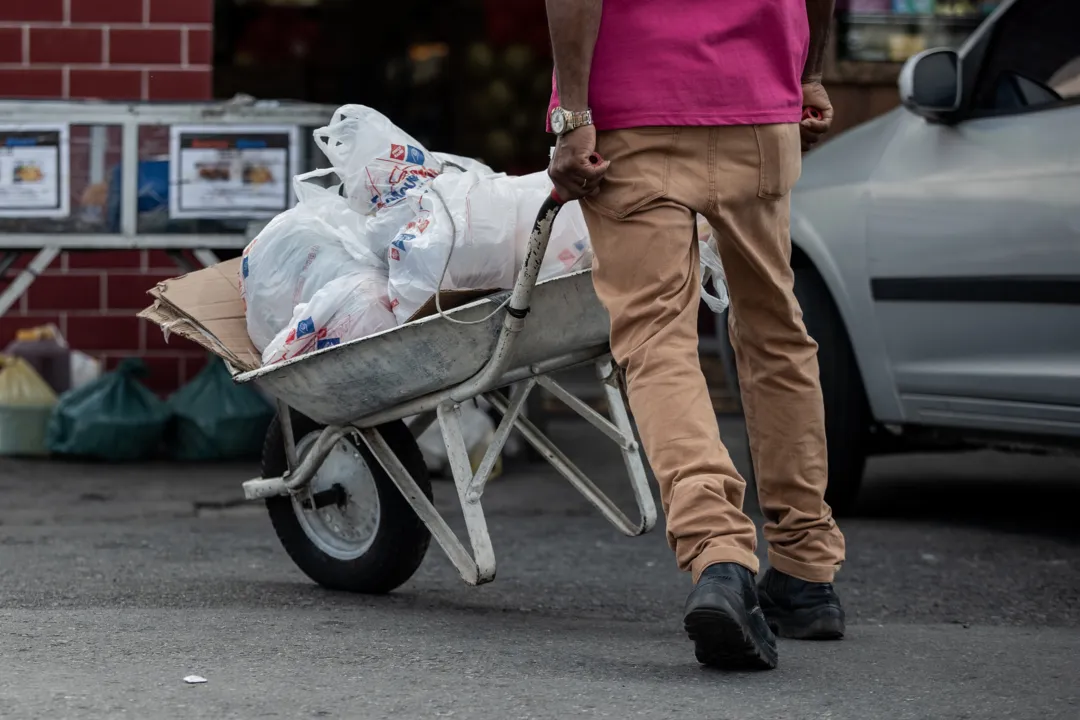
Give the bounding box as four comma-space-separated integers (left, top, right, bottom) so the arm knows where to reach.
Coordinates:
234, 269, 609, 427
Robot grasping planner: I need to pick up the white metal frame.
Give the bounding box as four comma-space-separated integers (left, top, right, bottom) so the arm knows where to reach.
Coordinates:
241, 196, 658, 586
0, 98, 337, 316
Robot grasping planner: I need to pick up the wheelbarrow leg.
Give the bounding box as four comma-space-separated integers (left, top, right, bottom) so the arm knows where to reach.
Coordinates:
436, 402, 497, 584
486, 357, 657, 537
596, 359, 656, 533
276, 400, 299, 471
358, 420, 497, 586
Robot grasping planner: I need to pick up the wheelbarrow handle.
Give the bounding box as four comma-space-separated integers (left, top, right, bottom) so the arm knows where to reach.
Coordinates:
515, 194, 563, 314
447, 180, 564, 403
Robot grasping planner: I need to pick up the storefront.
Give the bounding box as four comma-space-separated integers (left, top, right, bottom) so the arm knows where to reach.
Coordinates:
0, 0, 1004, 395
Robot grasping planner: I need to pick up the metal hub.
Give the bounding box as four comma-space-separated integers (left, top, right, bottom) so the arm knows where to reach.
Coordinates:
291, 430, 381, 560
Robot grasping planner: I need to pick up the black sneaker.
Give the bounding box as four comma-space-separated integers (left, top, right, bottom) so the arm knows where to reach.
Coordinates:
758, 567, 845, 640
683, 563, 779, 670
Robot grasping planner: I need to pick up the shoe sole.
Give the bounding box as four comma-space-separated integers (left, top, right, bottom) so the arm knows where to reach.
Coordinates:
765, 607, 845, 641
684, 607, 779, 671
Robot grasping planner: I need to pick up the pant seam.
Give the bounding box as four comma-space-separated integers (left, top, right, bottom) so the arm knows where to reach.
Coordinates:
706, 127, 718, 217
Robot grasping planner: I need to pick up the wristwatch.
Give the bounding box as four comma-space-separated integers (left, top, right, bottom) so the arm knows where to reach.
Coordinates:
550, 107, 593, 136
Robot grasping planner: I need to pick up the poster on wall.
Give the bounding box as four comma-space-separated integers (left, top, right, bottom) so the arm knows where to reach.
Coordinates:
0, 124, 70, 219
169, 125, 300, 219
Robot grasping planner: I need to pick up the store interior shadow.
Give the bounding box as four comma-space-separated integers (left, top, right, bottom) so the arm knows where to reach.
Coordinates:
853, 454, 1080, 541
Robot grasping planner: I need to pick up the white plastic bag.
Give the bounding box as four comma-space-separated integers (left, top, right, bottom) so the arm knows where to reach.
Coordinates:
240, 169, 382, 352
697, 222, 730, 313
364, 201, 419, 263
360, 159, 496, 261
506, 172, 593, 282
415, 400, 497, 475
386, 170, 518, 323
261, 266, 396, 365
314, 105, 443, 216
69, 350, 102, 390
292, 168, 383, 265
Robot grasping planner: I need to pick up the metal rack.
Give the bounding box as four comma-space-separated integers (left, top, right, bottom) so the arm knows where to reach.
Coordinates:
0, 98, 337, 316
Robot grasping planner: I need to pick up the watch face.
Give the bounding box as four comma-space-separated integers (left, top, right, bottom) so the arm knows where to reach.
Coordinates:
550, 108, 566, 134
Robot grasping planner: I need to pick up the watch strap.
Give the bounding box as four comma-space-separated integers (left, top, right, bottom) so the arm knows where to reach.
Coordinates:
565, 109, 593, 131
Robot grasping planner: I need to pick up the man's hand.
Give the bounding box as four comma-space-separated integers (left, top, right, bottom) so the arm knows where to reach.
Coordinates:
548, 125, 610, 202
800, 81, 834, 152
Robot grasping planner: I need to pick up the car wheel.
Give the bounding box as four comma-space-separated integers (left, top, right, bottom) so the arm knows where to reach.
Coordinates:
792, 266, 871, 516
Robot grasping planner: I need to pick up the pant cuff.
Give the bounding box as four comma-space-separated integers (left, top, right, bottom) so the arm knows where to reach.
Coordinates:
767, 548, 840, 584
690, 545, 760, 584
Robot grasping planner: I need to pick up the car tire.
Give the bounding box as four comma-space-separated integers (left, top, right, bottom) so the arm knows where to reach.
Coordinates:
792, 266, 871, 516
263, 413, 432, 594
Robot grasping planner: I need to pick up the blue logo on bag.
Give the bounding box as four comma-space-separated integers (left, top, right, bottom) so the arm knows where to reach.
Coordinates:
316, 337, 340, 350
296, 317, 316, 338
406, 145, 425, 165
382, 174, 423, 207
242, 256, 249, 278
391, 234, 414, 250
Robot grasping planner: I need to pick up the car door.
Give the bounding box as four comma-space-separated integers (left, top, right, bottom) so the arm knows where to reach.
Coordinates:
866, 0, 1080, 437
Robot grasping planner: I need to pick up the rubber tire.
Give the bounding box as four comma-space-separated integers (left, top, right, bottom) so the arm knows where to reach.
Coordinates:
792, 266, 871, 516
263, 413, 432, 594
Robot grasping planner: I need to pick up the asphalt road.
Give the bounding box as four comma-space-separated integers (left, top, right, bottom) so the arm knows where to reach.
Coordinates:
1, 417, 1078, 719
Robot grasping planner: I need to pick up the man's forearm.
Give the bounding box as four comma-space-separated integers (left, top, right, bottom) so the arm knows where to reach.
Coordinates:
546, 0, 603, 110
803, 0, 835, 83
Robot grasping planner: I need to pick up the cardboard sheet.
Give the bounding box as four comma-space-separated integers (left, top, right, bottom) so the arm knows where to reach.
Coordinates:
138, 258, 262, 373
139, 257, 502, 375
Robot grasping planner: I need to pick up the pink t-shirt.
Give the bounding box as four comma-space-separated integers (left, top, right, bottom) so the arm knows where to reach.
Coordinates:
548, 0, 810, 129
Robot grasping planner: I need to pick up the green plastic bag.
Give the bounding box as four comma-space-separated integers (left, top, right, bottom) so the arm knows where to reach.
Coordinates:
167, 356, 273, 461
46, 357, 170, 461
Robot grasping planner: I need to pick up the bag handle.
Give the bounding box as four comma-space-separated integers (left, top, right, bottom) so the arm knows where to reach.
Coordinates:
311, 107, 353, 162
292, 167, 343, 204
312, 124, 334, 160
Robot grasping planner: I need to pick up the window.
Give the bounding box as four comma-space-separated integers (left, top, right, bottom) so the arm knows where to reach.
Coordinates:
970, 0, 1080, 112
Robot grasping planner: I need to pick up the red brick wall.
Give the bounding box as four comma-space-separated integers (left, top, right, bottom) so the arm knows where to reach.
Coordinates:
0, 0, 212, 101
0, 0, 215, 396
1, 250, 209, 395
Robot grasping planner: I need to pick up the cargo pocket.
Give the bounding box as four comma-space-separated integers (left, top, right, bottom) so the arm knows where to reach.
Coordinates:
754, 123, 801, 200
589, 128, 677, 219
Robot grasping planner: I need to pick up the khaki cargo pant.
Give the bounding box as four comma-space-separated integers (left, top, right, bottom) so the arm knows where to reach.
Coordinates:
580, 124, 845, 584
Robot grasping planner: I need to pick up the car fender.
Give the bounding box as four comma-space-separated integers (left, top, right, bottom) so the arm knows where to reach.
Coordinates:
790, 205, 905, 423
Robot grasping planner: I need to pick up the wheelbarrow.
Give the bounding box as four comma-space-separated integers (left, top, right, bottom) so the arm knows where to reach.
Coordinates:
235, 192, 657, 592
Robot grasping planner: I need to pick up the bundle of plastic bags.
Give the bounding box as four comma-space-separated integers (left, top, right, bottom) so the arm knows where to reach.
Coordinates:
242, 105, 595, 359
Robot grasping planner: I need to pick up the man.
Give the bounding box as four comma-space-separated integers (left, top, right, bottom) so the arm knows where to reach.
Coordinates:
546, 0, 846, 670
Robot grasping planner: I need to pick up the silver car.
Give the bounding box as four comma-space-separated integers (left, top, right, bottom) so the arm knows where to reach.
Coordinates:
721, 0, 1080, 513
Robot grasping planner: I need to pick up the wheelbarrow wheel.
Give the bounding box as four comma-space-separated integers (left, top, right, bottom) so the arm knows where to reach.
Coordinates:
262, 413, 432, 594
